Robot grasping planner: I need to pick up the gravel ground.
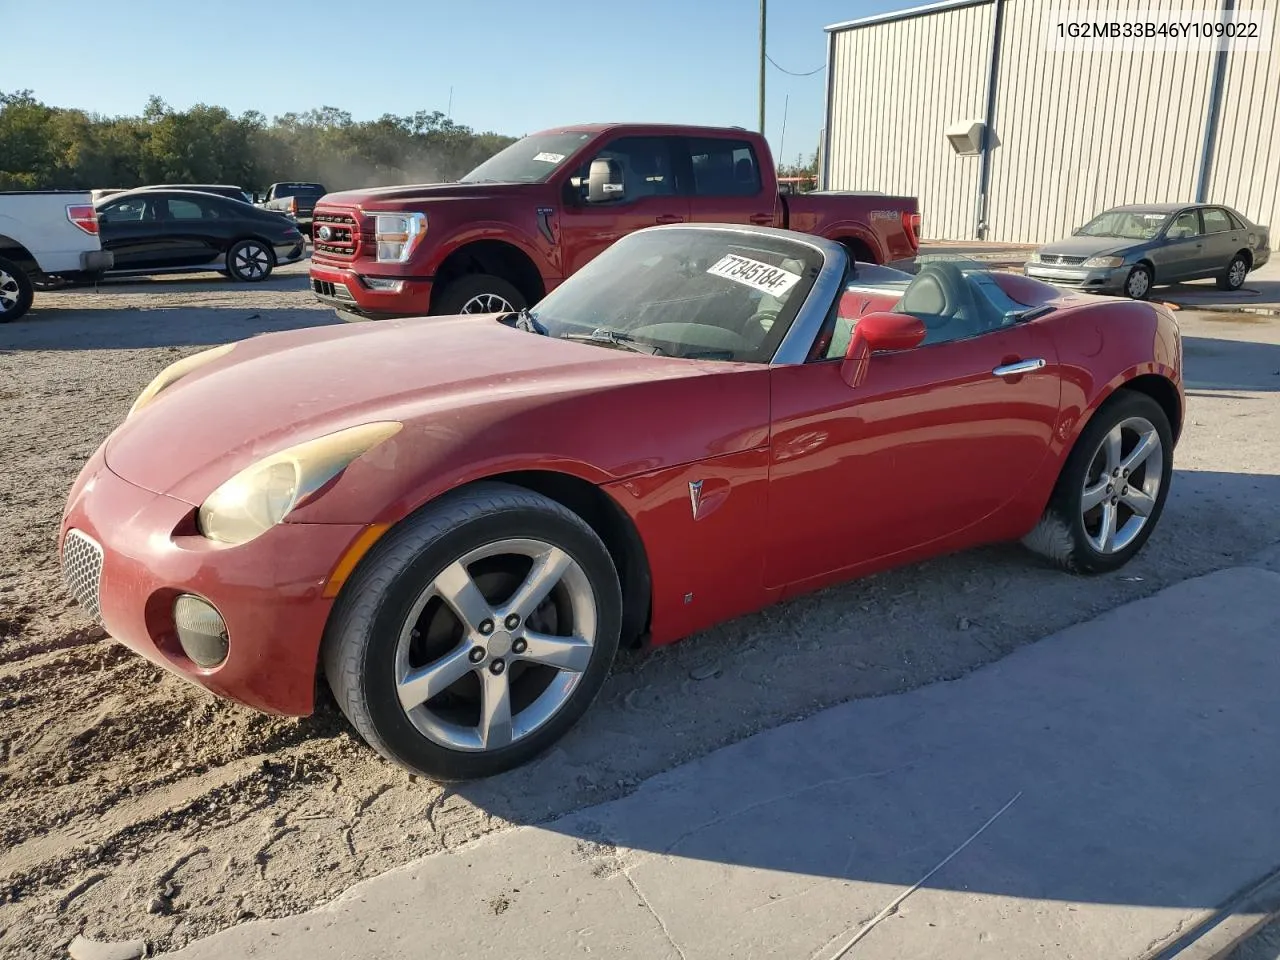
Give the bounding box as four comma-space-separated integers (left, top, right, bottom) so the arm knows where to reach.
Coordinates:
1, 266, 1279, 959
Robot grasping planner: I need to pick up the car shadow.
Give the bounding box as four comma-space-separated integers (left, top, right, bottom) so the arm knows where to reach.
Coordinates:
1183, 333, 1280, 392
0, 305, 344, 351
362, 467, 1280, 918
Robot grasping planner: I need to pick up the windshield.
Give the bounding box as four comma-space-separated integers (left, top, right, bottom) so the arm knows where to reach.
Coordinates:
273, 184, 326, 199
460, 131, 595, 184
525, 228, 825, 363
1075, 209, 1169, 240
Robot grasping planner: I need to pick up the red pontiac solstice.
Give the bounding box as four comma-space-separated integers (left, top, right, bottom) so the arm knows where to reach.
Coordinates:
60, 224, 1183, 780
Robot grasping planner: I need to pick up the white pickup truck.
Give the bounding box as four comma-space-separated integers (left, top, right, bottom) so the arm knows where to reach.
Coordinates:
0, 191, 115, 322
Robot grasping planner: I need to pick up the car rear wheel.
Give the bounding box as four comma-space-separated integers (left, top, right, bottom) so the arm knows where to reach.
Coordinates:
431, 274, 527, 316
322, 482, 622, 781
1022, 391, 1172, 574
226, 239, 274, 282
0, 256, 35, 323
1217, 253, 1249, 291
1122, 264, 1152, 300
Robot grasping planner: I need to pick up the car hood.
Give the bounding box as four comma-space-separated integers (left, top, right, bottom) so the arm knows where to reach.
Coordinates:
318, 181, 544, 209
1037, 235, 1139, 259
103, 315, 745, 505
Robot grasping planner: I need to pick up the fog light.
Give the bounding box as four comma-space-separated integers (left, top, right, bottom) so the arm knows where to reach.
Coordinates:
362, 276, 404, 293
174, 594, 229, 667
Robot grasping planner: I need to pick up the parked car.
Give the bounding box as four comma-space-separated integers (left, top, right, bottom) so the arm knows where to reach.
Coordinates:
308, 123, 920, 321
134, 183, 254, 205
1025, 203, 1271, 299
257, 182, 327, 236
0, 190, 113, 321
61, 223, 1182, 780
95, 188, 305, 282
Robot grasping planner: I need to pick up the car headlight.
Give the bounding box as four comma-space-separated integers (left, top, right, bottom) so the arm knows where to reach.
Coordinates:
197, 422, 402, 545
1083, 255, 1125, 268
129, 343, 235, 417
373, 212, 427, 263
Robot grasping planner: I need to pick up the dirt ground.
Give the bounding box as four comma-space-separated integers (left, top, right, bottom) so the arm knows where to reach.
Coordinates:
2, 264, 1279, 959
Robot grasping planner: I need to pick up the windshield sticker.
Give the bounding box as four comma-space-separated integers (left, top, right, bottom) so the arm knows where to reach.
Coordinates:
1139, 213, 1166, 221
706, 254, 802, 296
532, 152, 566, 163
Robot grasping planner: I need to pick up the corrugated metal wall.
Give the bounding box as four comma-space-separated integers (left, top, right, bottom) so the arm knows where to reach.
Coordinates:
825, 0, 1280, 243
825, 1, 994, 240
1206, 0, 1280, 231
984, 0, 1221, 243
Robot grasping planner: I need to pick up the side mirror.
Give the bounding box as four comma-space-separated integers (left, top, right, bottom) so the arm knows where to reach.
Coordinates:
587, 158, 625, 203
840, 310, 926, 387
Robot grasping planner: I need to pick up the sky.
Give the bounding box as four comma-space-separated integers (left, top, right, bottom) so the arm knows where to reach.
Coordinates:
1, 0, 910, 169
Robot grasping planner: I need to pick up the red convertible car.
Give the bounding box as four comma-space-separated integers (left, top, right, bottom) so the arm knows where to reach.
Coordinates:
60, 224, 1183, 780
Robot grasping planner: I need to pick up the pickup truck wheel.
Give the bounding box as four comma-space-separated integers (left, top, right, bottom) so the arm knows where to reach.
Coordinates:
321, 482, 622, 780
226, 239, 274, 283
0, 256, 35, 323
432, 274, 527, 316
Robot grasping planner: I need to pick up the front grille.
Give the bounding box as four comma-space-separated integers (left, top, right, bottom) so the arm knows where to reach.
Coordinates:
62, 529, 104, 620
312, 210, 360, 258
311, 278, 355, 302
1039, 254, 1087, 266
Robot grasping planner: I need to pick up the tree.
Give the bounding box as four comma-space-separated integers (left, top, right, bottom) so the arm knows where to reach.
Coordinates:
0, 92, 518, 193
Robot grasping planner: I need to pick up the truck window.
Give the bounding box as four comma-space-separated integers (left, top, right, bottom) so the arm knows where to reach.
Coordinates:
578, 137, 678, 200
688, 138, 761, 197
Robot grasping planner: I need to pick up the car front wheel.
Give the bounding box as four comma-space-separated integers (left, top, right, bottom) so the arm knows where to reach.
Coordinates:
1022, 390, 1173, 574
1122, 263, 1152, 300
322, 482, 622, 781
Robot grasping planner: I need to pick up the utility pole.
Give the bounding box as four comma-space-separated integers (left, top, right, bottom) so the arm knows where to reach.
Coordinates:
758, 0, 767, 134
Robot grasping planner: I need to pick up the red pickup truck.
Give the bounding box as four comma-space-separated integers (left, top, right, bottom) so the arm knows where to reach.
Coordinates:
308, 123, 920, 321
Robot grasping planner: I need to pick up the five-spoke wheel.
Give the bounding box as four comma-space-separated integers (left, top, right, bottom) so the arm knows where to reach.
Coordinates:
322, 483, 621, 781
1023, 390, 1173, 573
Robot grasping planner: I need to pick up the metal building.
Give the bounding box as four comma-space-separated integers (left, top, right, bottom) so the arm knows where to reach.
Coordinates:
820, 0, 1280, 243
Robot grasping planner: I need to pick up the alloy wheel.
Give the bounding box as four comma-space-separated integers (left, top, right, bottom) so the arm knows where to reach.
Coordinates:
394, 538, 597, 752
459, 292, 515, 314
1080, 415, 1163, 554
0, 268, 20, 314
233, 243, 271, 280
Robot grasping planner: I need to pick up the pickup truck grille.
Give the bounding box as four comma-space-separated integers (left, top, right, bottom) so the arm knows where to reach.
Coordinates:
1039, 254, 1087, 265
312, 210, 360, 258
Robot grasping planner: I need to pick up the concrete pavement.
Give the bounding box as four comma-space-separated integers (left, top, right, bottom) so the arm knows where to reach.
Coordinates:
164, 563, 1280, 960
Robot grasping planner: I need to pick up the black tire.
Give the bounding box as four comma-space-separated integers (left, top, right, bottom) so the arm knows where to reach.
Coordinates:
1217, 253, 1250, 291
1022, 390, 1173, 574
321, 482, 622, 781
1122, 263, 1152, 300
430, 273, 527, 316
0, 255, 35, 323
226, 239, 274, 282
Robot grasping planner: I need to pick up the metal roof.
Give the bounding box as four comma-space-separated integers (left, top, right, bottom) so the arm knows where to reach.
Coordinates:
825, 0, 991, 33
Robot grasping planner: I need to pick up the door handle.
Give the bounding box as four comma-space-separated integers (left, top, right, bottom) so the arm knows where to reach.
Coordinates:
749, 214, 773, 225
992, 358, 1046, 378
655, 215, 684, 225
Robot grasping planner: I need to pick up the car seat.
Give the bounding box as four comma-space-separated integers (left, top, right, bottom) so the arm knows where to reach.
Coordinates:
891, 261, 983, 344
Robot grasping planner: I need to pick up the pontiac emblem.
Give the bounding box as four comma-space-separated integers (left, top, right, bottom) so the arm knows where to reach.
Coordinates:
316, 225, 333, 242
688, 480, 704, 520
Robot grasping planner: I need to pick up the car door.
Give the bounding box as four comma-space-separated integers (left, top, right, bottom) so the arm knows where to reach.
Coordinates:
97, 196, 172, 269
765, 289, 1061, 588
162, 195, 229, 267
1152, 209, 1206, 282
558, 136, 690, 276
1200, 206, 1245, 276
683, 136, 778, 228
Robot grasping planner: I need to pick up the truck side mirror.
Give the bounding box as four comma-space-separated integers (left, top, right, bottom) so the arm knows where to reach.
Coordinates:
587, 158, 625, 203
